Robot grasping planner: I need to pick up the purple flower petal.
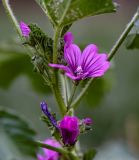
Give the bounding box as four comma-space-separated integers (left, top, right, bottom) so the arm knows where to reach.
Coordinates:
37, 138, 61, 160
86, 53, 110, 77
37, 154, 45, 160
88, 62, 110, 78
49, 64, 79, 80
65, 72, 80, 80
84, 53, 107, 72
49, 64, 68, 72
20, 21, 31, 37
64, 44, 81, 72
43, 139, 61, 159
64, 32, 74, 47
80, 44, 98, 70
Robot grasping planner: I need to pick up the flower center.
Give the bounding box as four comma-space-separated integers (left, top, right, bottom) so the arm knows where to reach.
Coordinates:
75, 66, 83, 76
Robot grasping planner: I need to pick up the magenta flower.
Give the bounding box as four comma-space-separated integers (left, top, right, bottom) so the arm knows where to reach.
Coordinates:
19, 21, 31, 37
37, 138, 61, 160
59, 116, 79, 145
49, 32, 110, 80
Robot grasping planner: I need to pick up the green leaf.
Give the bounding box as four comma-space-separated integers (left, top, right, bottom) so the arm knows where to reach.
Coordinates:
0, 42, 50, 93
83, 149, 97, 160
38, 0, 116, 26
28, 24, 53, 62
126, 19, 139, 49
0, 107, 37, 159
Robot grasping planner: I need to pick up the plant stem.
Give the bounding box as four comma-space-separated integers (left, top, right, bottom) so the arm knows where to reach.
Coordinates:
71, 9, 139, 109
63, 75, 69, 105
52, 0, 71, 63
53, 27, 61, 64
52, 27, 67, 116
71, 79, 96, 109
35, 141, 79, 160
108, 10, 139, 60
34, 141, 67, 154
2, 0, 22, 39
2, 0, 33, 57
67, 84, 77, 110
51, 83, 67, 116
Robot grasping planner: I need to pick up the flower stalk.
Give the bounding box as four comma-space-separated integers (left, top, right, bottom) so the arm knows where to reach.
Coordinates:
67, 84, 77, 110
51, 84, 67, 116
53, 27, 61, 64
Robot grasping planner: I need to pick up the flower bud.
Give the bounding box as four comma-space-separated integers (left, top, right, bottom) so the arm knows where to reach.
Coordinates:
20, 21, 31, 37
59, 116, 79, 145
40, 101, 58, 129
83, 118, 93, 126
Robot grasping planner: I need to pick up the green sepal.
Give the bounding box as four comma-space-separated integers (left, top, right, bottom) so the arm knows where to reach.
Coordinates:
79, 120, 92, 134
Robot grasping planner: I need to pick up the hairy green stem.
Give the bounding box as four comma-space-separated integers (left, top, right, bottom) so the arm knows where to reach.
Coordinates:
35, 141, 79, 160
51, 83, 67, 116
67, 85, 77, 110
2, 0, 33, 57
72, 79, 96, 109
64, 76, 69, 105
52, 27, 67, 116
51, 0, 72, 116
35, 141, 67, 154
108, 10, 139, 60
52, 0, 71, 63
71, 9, 139, 109
2, 0, 22, 38
53, 27, 61, 64
62, 75, 69, 105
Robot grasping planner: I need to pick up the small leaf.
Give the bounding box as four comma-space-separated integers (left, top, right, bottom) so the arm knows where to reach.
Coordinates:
126, 18, 139, 49
83, 149, 97, 160
28, 24, 53, 62
41, 0, 116, 26
0, 107, 37, 159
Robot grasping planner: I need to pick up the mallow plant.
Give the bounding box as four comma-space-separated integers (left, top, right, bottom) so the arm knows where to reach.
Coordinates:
1, 0, 139, 160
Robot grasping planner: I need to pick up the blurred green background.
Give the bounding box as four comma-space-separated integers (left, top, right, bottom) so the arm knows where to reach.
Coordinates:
0, 0, 139, 159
